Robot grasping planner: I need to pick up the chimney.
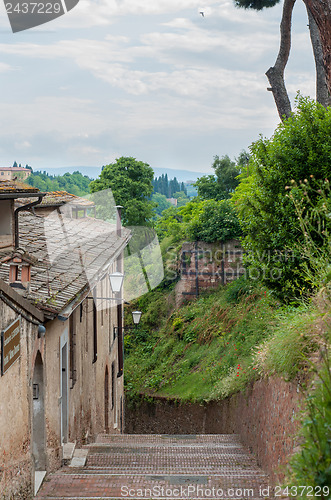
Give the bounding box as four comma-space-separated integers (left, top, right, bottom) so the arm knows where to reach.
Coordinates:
3, 250, 34, 290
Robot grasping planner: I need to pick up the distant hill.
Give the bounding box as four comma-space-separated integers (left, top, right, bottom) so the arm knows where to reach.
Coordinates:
37, 166, 210, 182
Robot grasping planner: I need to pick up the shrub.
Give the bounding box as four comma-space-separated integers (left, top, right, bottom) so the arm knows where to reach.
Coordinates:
232, 96, 331, 300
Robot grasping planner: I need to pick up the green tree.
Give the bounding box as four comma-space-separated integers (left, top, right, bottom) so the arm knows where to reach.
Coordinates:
155, 198, 241, 244
154, 206, 183, 242
27, 170, 92, 196
185, 199, 242, 243
173, 191, 190, 207
194, 175, 221, 200
90, 157, 155, 226
194, 154, 243, 201
153, 175, 187, 197
152, 193, 172, 216
232, 96, 331, 298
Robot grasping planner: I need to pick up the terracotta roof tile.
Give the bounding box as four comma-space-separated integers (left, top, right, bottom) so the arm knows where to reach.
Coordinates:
15, 190, 95, 208
0, 180, 39, 192
0, 212, 130, 316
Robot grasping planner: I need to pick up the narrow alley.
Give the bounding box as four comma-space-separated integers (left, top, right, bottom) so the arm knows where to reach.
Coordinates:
36, 434, 272, 499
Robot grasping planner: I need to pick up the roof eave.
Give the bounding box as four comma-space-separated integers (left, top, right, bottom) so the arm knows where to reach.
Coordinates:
0, 192, 47, 199
0, 278, 45, 322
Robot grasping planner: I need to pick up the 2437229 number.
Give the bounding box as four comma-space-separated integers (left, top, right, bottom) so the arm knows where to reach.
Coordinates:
5, 3, 62, 14
275, 486, 330, 497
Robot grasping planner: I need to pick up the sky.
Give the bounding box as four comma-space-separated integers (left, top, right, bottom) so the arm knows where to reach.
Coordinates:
0, 0, 316, 174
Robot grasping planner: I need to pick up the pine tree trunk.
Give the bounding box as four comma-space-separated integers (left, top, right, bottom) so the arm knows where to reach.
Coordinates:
307, 6, 331, 107
265, 0, 296, 121
303, 0, 331, 96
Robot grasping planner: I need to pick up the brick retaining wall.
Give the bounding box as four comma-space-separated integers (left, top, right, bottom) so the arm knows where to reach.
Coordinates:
175, 240, 245, 307
125, 376, 303, 483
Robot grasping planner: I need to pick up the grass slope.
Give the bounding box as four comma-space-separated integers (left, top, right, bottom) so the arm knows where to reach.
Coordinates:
124, 278, 323, 404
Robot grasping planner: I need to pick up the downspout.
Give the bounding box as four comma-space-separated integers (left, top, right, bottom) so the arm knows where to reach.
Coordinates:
14, 196, 43, 248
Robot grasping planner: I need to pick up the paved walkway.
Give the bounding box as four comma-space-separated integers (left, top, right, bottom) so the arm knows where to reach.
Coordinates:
36, 434, 273, 499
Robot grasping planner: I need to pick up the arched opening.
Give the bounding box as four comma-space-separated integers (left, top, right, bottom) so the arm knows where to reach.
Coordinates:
104, 366, 109, 433
32, 351, 46, 471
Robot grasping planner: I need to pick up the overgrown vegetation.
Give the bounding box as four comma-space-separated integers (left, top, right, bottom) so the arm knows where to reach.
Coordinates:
124, 278, 323, 404
27, 170, 92, 196
232, 96, 331, 300
287, 337, 331, 496
155, 198, 241, 244
124, 104, 331, 488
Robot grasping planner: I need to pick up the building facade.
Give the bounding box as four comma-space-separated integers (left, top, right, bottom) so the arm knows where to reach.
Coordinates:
0, 182, 130, 498
0, 167, 31, 181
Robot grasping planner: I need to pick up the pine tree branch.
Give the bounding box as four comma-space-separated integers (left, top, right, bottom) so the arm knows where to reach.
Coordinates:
306, 5, 331, 107
265, 0, 296, 121
303, 0, 331, 97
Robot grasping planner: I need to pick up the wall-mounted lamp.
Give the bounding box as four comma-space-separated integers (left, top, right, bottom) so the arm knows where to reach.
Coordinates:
132, 310, 142, 325
109, 271, 124, 294
37, 324, 46, 338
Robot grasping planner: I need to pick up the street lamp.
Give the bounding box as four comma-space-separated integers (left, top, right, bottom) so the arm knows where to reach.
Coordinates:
132, 310, 142, 326
108, 271, 124, 294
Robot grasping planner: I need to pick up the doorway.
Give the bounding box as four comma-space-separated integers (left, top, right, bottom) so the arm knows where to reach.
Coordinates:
32, 351, 46, 471
111, 362, 117, 428
105, 366, 109, 433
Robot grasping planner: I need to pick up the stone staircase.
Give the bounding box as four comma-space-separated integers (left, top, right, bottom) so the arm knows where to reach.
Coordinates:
35, 434, 273, 499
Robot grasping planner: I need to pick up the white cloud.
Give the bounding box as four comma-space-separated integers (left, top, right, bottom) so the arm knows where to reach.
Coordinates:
0, 97, 105, 137
14, 140, 31, 149
0, 21, 279, 98
0, 0, 314, 171
0, 61, 13, 72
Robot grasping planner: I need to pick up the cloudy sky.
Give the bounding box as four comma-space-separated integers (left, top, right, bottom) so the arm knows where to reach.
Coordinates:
0, 0, 316, 174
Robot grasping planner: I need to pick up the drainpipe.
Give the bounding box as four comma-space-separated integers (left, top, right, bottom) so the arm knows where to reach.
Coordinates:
14, 196, 43, 248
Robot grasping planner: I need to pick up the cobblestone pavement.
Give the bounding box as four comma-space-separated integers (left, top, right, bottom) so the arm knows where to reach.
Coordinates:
36, 434, 274, 499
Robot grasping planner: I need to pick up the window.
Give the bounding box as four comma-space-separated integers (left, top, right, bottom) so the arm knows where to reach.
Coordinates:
69, 312, 77, 388
80, 302, 83, 323
93, 289, 97, 363
111, 362, 115, 410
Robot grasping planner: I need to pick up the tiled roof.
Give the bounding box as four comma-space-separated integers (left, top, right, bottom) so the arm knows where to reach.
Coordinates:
16, 191, 95, 208
0, 180, 39, 193
0, 212, 130, 317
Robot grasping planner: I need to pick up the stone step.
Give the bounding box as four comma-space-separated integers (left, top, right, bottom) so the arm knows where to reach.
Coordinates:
62, 442, 76, 463
69, 448, 89, 468
34, 470, 46, 496
35, 434, 272, 500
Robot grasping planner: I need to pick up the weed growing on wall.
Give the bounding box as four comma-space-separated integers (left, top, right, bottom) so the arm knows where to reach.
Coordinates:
287, 335, 331, 497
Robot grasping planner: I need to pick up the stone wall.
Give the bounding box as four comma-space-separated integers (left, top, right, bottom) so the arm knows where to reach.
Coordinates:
125, 376, 303, 484
175, 240, 245, 307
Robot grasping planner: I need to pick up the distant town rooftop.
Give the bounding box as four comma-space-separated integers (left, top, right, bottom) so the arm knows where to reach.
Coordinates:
0, 166, 31, 171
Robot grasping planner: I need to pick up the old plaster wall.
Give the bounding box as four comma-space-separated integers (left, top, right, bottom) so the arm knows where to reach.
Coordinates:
67, 288, 123, 447
0, 301, 33, 499
43, 316, 66, 472
125, 376, 303, 484
44, 276, 124, 458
